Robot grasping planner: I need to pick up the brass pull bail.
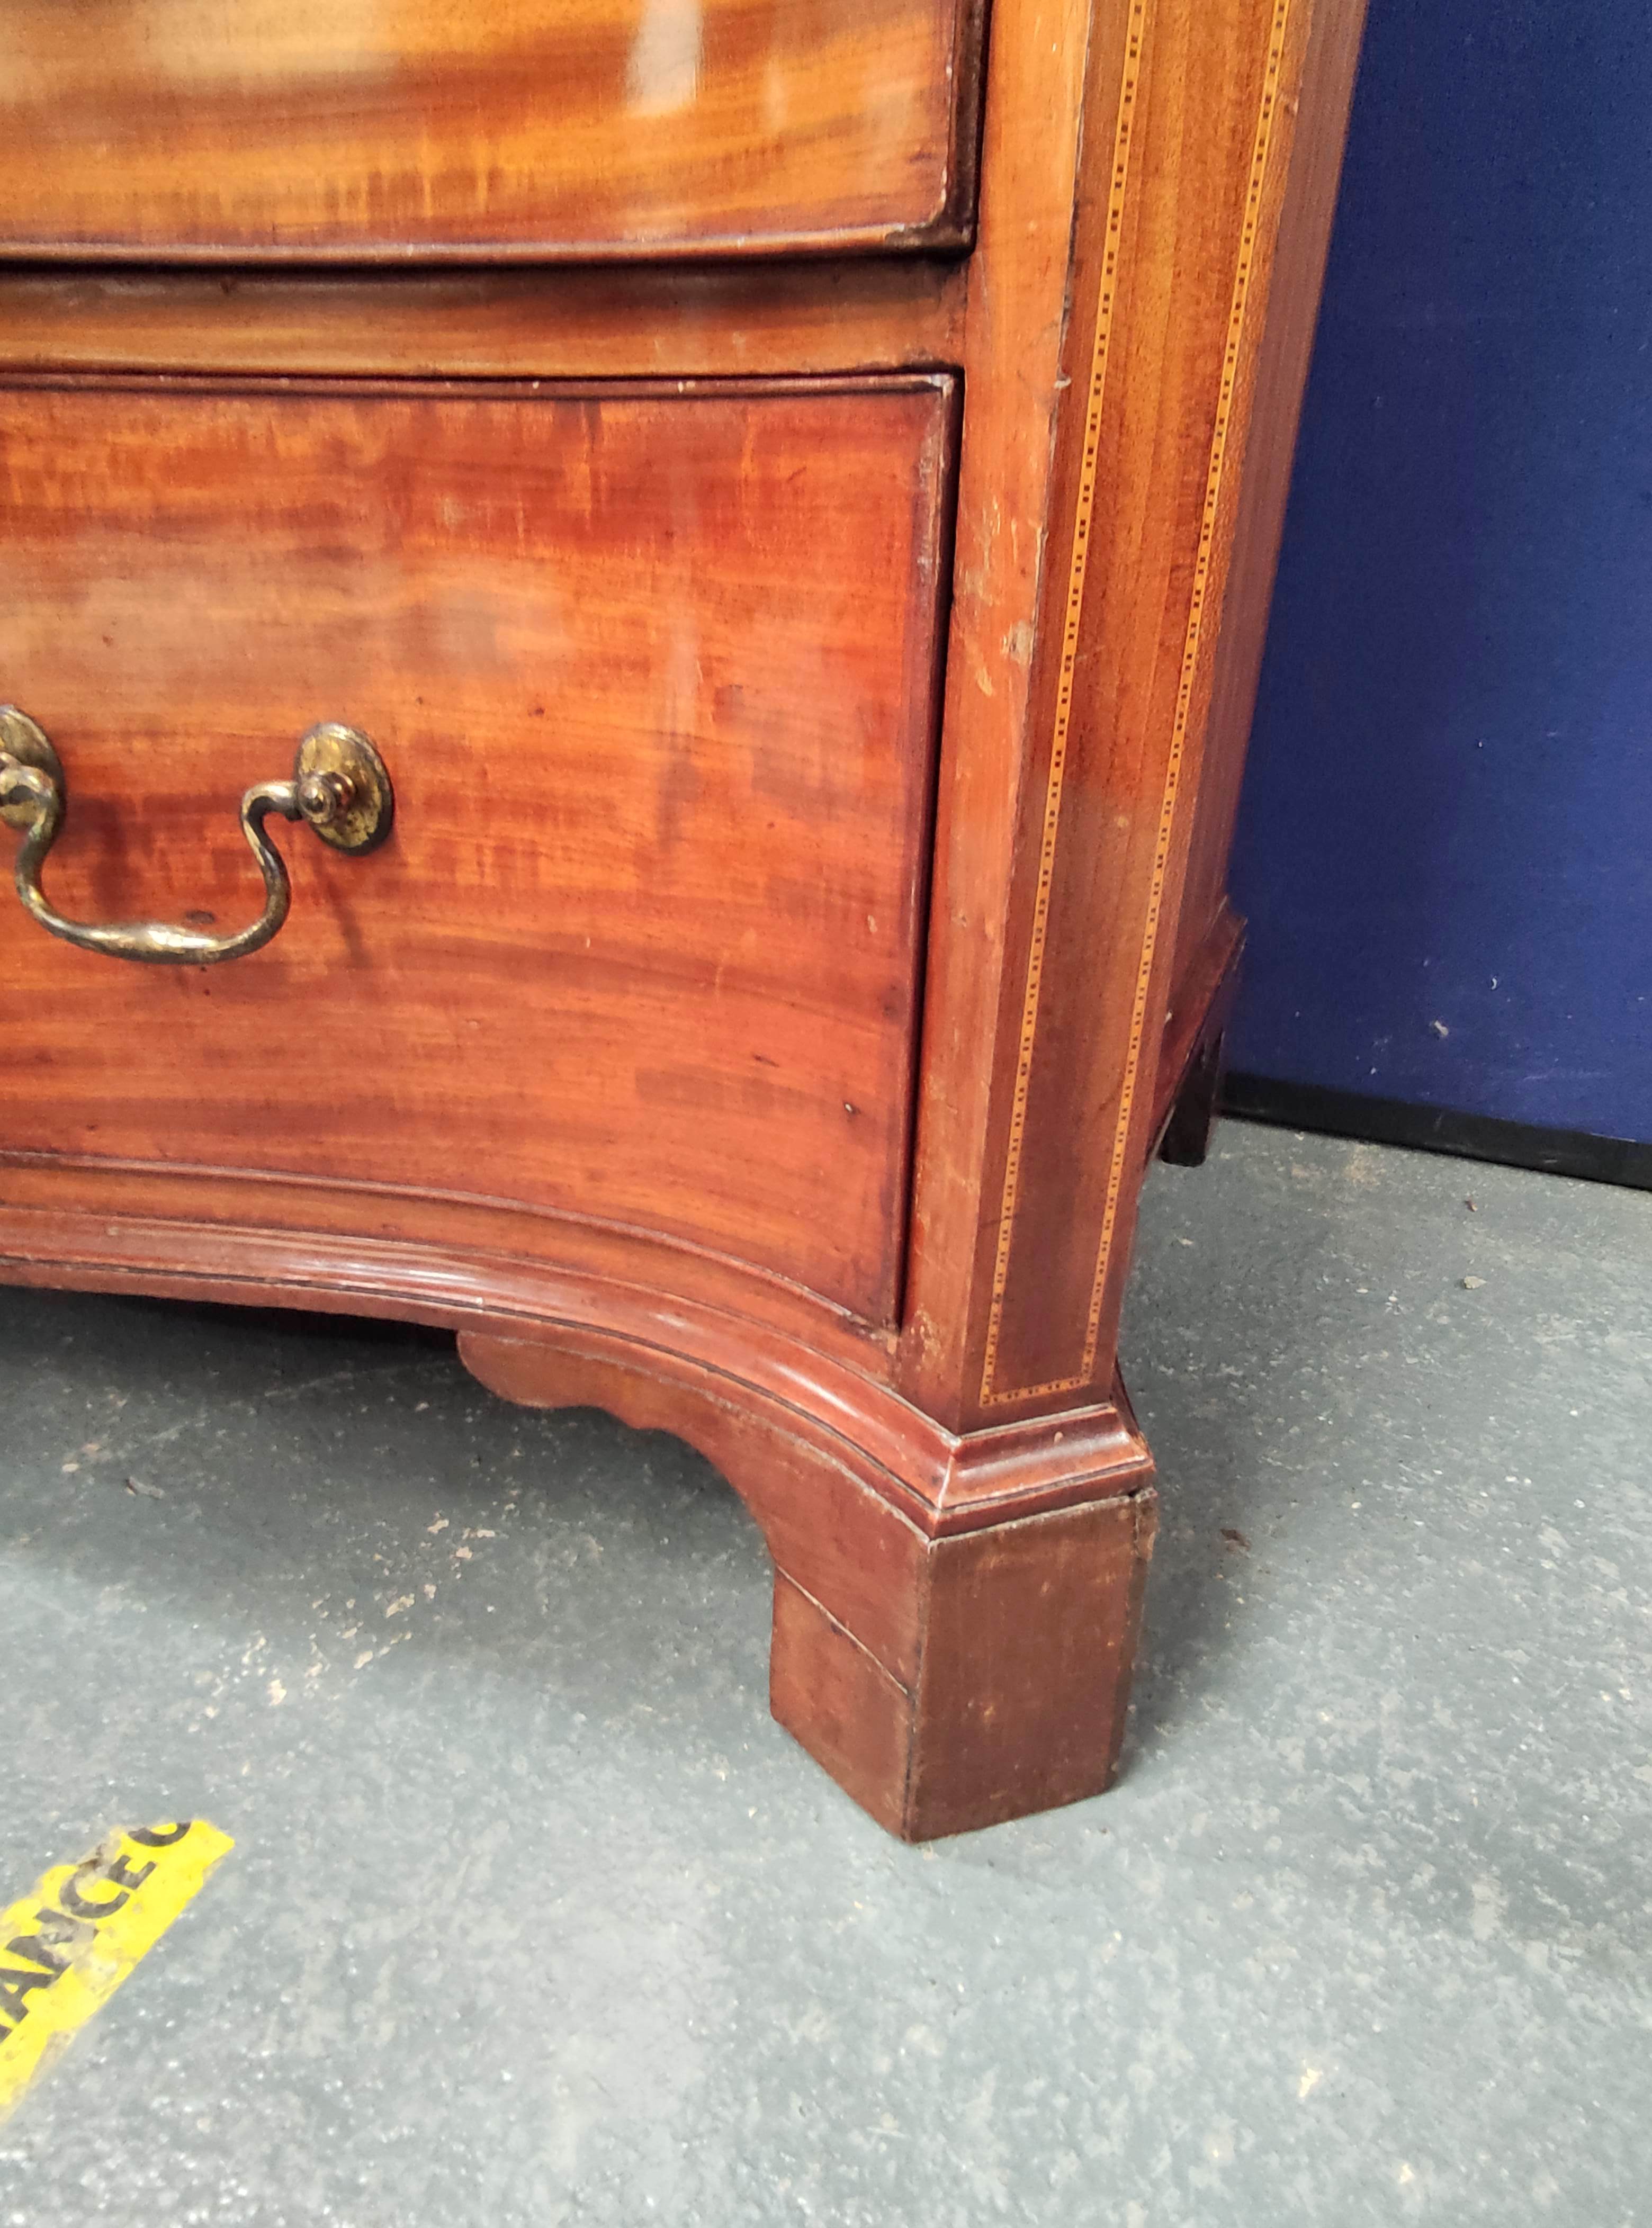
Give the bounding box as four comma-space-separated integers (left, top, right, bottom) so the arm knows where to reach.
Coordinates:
0, 708, 393, 966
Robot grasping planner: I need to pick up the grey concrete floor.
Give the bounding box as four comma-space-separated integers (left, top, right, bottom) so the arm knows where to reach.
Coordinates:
0, 1122, 1648, 2226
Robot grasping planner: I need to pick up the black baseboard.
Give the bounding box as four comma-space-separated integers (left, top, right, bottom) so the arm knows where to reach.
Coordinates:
1220, 1073, 1652, 1193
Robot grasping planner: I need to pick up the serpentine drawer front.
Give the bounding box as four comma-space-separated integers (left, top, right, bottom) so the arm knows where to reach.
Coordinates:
0, 0, 1368, 1840
0, 374, 957, 1323
0, 0, 984, 262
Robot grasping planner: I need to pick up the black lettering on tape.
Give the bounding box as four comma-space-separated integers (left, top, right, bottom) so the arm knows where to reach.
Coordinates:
103, 1854, 157, 1894
24, 1907, 94, 1957
59, 1864, 130, 1921
6, 1937, 71, 1977
6, 1908, 94, 1976
0, 1967, 57, 2024
128, 1823, 193, 1849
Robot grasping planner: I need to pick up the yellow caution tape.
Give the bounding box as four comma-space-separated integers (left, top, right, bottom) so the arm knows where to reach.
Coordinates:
0, 1819, 233, 2119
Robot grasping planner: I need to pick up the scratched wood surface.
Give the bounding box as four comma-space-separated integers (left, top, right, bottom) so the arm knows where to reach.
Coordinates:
0, 375, 957, 1323
0, 0, 983, 261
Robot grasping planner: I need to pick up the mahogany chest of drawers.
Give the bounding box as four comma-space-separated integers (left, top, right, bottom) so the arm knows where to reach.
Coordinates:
0, 0, 1366, 1836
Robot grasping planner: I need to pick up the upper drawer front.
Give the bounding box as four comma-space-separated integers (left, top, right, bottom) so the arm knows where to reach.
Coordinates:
0, 0, 983, 262
0, 373, 956, 1325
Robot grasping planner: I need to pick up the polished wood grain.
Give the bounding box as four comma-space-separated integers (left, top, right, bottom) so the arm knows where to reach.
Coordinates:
0, 0, 1370, 1837
0, 0, 984, 262
0, 264, 966, 384
0, 374, 957, 1323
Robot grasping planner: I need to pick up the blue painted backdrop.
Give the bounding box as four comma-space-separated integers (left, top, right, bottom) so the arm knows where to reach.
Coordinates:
1229, 0, 1652, 1141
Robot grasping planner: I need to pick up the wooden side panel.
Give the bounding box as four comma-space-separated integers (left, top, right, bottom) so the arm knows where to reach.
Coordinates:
0, 0, 983, 261
903, 0, 1364, 1424
0, 375, 958, 1324
976, 0, 1315, 1405
893, 0, 1101, 1431
1169, 0, 1369, 999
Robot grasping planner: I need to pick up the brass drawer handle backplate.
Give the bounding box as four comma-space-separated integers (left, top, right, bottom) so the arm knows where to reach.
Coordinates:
0, 707, 394, 966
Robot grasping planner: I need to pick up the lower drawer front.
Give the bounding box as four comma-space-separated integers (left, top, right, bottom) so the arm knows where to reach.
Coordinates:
0, 375, 957, 1324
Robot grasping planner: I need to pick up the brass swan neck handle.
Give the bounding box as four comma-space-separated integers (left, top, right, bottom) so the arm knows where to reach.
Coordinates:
0, 707, 393, 966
